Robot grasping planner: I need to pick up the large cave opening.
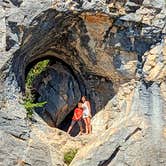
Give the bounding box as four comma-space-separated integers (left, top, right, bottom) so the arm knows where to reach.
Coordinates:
11, 9, 146, 135
24, 55, 115, 136
25, 56, 88, 135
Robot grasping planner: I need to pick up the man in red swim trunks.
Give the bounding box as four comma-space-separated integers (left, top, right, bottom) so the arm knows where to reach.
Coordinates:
67, 102, 83, 135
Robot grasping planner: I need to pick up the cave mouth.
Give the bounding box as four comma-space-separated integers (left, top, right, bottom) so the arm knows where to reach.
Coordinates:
7, 8, 163, 137
25, 55, 115, 136
11, 9, 117, 136
25, 56, 86, 135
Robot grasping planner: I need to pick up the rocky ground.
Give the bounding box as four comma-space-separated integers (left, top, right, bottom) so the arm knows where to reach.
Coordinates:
0, 0, 166, 166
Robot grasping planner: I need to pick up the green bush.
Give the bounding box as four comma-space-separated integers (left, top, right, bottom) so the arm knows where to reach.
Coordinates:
23, 59, 49, 118
23, 100, 47, 119
26, 60, 49, 88
64, 149, 78, 165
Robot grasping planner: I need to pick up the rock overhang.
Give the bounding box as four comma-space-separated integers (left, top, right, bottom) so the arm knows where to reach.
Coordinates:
5, 8, 163, 124
10, 9, 137, 90
10, 9, 163, 87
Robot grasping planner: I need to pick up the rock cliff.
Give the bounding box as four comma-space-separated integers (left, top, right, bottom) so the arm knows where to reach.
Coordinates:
0, 0, 166, 165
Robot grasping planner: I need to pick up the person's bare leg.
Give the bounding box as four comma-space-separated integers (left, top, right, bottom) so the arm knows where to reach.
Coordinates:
67, 120, 76, 134
78, 120, 83, 135
87, 117, 92, 134
79, 126, 83, 135
67, 126, 72, 134
80, 126, 83, 133
83, 118, 88, 134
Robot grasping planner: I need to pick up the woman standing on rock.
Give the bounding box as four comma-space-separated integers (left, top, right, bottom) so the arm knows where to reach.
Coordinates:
81, 96, 92, 134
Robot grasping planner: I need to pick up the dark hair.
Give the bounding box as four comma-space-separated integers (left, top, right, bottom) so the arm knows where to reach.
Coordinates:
82, 96, 87, 100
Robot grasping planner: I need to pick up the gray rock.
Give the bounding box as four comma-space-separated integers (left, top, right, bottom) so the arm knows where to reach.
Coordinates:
71, 82, 166, 166
0, 0, 165, 165
33, 62, 81, 126
143, 0, 165, 9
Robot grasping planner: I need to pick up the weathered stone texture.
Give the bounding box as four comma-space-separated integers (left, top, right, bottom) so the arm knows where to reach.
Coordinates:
0, 0, 166, 165
33, 62, 81, 127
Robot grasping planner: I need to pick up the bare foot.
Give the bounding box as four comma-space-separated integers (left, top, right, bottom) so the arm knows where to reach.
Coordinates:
84, 133, 89, 135
78, 132, 83, 136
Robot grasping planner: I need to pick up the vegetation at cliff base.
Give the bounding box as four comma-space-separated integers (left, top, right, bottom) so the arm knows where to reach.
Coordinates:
64, 149, 78, 165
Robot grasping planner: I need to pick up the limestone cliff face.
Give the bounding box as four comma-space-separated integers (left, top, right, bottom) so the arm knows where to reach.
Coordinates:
0, 0, 166, 166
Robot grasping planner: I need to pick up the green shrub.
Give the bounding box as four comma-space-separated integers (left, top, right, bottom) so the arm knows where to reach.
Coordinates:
23, 100, 47, 119
64, 149, 78, 165
26, 60, 49, 88
23, 59, 49, 118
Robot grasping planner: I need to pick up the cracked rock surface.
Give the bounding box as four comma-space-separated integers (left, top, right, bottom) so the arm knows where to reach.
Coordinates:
0, 0, 166, 165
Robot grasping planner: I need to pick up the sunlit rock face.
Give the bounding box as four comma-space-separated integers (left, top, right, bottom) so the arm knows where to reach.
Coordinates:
71, 79, 166, 166
0, 0, 166, 165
